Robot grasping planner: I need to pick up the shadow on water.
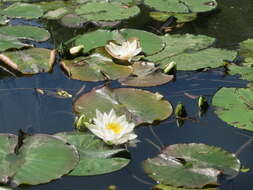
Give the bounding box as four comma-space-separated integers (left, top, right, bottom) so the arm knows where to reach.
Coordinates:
0, 0, 253, 190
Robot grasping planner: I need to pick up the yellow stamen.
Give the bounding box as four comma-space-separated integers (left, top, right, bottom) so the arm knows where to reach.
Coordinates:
106, 122, 122, 134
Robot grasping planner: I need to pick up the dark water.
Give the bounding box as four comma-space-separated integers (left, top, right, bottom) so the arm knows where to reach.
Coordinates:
1, 0, 253, 190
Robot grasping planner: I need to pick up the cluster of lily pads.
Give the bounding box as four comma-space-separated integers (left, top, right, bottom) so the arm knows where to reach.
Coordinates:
0, 0, 252, 190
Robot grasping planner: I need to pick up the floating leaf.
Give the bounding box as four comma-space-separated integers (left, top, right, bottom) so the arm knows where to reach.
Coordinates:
119, 62, 174, 87
212, 87, 253, 131
61, 14, 87, 28
55, 132, 130, 176
75, 29, 164, 55
43, 7, 70, 20
0, 25, 50, 42
154, 184, 217, 190
0, 35, 29, 52
144, 0, 217, 13
1, 3, 43, 19
146, 34, 236, 71
75, 2, 140, 22
0, 134, 18, 184
149, 12, 197, 23
61, 52, 133, 82
239, 38, 253, 58
0, 133, 79, 186
0, 15, 9, 25
74, 86, 173, 125
143, 143, 240, 188
0, 48, 56, 74
228, 64, 253, 81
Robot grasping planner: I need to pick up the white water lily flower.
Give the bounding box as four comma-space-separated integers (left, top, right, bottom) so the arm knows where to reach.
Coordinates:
87, 109, 137, 145
105, 38, 142, 62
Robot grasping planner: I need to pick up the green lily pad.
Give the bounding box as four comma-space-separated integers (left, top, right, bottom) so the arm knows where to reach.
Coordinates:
0, 15, 9, 25
55, 132, 130, 176
61, 52, 133, 82
74, 86, 173, 125
0, 133, 79, 186
146, 34, 236, 71
212, 87, 253, 131
0, 186, 13, 190
1, 3, 44, 19
143, 143, 240, 188
0, 48, 56, 74
0, 134, 18, 184
119, 62, 174, 87
60, 14, 87, 28
150, 12, 197, 23
228, 64, 253, 81
37, 0, 74, 12
0, 25, 50, 42
0, 34, 29, 52
154, 184, 217, 190
74, 29, 164, 55
144, 0, 217, 13
239, 38, 253, 58
75, 2, 140, 22
43, 7, 70, 20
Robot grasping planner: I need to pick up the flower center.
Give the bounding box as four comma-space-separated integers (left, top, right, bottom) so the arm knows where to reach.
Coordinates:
106, 122, 122, 134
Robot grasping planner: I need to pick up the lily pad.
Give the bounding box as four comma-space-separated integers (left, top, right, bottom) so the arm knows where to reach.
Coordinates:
74, 86, 173, 125
154, 184, 217, 190
0, 48, 56, 74
144, 0, 217, 13
228, 64, 253, 81
0, 25, 50, 42
146, 34, 236, 71
0, 133, 79, 186
61, 52, 133, 82
150, 12, 197, 23
1, 3, 44, 19
0, 35, 29, 52
43, 7, 70, 20
143, 143, 240, 188
0, 134, 18, 184
75, 2, 140, 22
119, 62, 174, 87
239, 38, 253, 58
74, 29, 164, 55
60, 14, 87, 28
212, 87, 253, 131
0, 15, 9, 25
55, 132, 130, 176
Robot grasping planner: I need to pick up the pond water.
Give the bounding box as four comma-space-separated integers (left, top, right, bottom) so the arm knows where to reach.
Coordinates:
0, 0, 253, 190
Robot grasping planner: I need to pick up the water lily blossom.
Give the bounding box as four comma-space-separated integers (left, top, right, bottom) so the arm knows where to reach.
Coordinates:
105, 38, 142, 62
87, 109, 137, 145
